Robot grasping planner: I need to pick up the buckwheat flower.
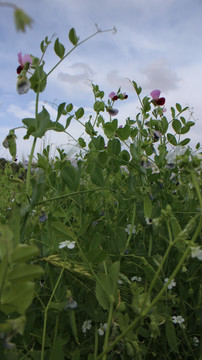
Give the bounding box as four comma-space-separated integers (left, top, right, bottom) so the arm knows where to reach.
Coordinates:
150, 89, 165, 106
117, 279, 123, 285
193, 336, 199, 346
97, 323, 107, 336
82, 319, 92, 333
16, 76, 31, 94
131, 276, 142, 282
164, 278, 176, 289
190, 246, 202, 261
59, 240, 76, 249
172, 315, 185, 325
125, 224, 136, 234
17, 52, 32, 74
107, 108, 119, 116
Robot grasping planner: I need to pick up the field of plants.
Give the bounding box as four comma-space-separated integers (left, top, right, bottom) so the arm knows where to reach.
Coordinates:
0, 9, 201, 360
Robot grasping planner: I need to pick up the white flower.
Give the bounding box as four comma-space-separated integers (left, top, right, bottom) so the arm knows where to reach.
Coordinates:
82, 319, 92, 333
193, 336, 199, 346
190, 246, 202, 261
125, 224, 136, 234
166, 146, 186, 164
172, 315, 185, 325
131, 276, 142, 282
97, 323, 107, 336
164, 278, 176, 290
117, 279, 123, 285
59, 240, 76, 249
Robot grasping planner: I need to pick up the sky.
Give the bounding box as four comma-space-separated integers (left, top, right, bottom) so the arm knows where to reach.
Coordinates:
0, 0, 202, 161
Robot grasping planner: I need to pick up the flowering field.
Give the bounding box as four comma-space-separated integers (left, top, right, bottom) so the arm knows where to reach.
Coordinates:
0, 18, 202, 360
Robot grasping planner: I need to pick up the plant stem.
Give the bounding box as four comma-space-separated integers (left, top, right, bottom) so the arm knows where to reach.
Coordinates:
102, 298, 114, 360
41, 267, 64, 360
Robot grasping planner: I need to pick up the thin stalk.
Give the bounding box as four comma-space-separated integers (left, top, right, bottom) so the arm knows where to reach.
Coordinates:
26, 90, 40, 192
46, 28, 115, 79
123, 202, 136, 254
35, 187, 114, 206
102, 298, 114, 360
41, 267, 64, 360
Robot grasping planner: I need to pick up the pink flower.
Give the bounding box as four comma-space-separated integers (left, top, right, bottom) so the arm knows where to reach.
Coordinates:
109, 92, 118, 101
108, 92, 128, 101
150, 89, 165, 106
17, 52, 32, 74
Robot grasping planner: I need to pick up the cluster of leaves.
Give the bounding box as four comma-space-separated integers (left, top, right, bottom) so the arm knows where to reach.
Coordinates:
1, 27, 201, 360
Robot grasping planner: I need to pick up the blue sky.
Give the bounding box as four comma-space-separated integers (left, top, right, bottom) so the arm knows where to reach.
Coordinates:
0, 0, 202, 160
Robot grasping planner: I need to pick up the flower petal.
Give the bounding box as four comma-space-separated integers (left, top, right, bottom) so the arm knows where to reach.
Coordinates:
150, 89, 160, 100
17, 52, 23, 65
22, 53, 32, 65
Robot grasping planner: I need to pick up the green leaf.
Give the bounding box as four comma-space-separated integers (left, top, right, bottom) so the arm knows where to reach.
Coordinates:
12, 245, 39, 263
95, 273, 111, 310
56, 102, 66, 121
90, 166, 104, 186
69, 28, 79, 45
66, 103, 73, 112
85, 121, 97, 136
0, 281, 35, 314
116, 125, 131, 140
165, 320, 178, 353
14, 8, 33, 32
132, 81, 142, 95
180, 125, 190, 134
172, 119, 181, 133
86, 248, 107, 264
29, 65, 47, 93
98, 151, 107, 165
65, 115, 74, 129
7, 263, 43, 282
61, 164, 80, 191
176, 103, 182, 112
144, 194, 152, 219
49, 337, 65, 360
196, 142, 200, 150
107, 138, 121, 156
144, 263, 163, 291
51, 221, 75, 241
75, 107, 84, 119
94, 101, 105, 112
54, 38, 65, 58
179, 138, 190, 146
167, 133, 177, 146
171, 217, 182, 239
171, 107, 175, 118
78, 137, 86, 147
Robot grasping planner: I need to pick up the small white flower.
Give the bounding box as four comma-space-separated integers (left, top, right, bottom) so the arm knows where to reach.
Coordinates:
82, 319, 92, 334
59, 240, 76, 249
164, 278, 176, 290
191, 246, 202, 261
125, 224, 136, 234
131, 276, 142, 282
117, 279, 123, 285
172, 315, 185, 325
97, 323, 107, 336
193, 336, 199, 346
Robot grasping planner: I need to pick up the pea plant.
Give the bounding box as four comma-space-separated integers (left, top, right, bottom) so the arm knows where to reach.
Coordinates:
0, 25, 201, 360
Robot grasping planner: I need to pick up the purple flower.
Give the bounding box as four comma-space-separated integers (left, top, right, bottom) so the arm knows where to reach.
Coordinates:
107, 108, 119, 116
150, 89, 165, 106
17, 52, 32, 74
109, 92, 118, 101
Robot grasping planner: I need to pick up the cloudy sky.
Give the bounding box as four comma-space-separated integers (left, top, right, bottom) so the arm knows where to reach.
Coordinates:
0, 0, 202, 160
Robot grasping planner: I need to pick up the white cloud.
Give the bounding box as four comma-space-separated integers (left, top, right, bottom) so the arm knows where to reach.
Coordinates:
140, 58, 181, 92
